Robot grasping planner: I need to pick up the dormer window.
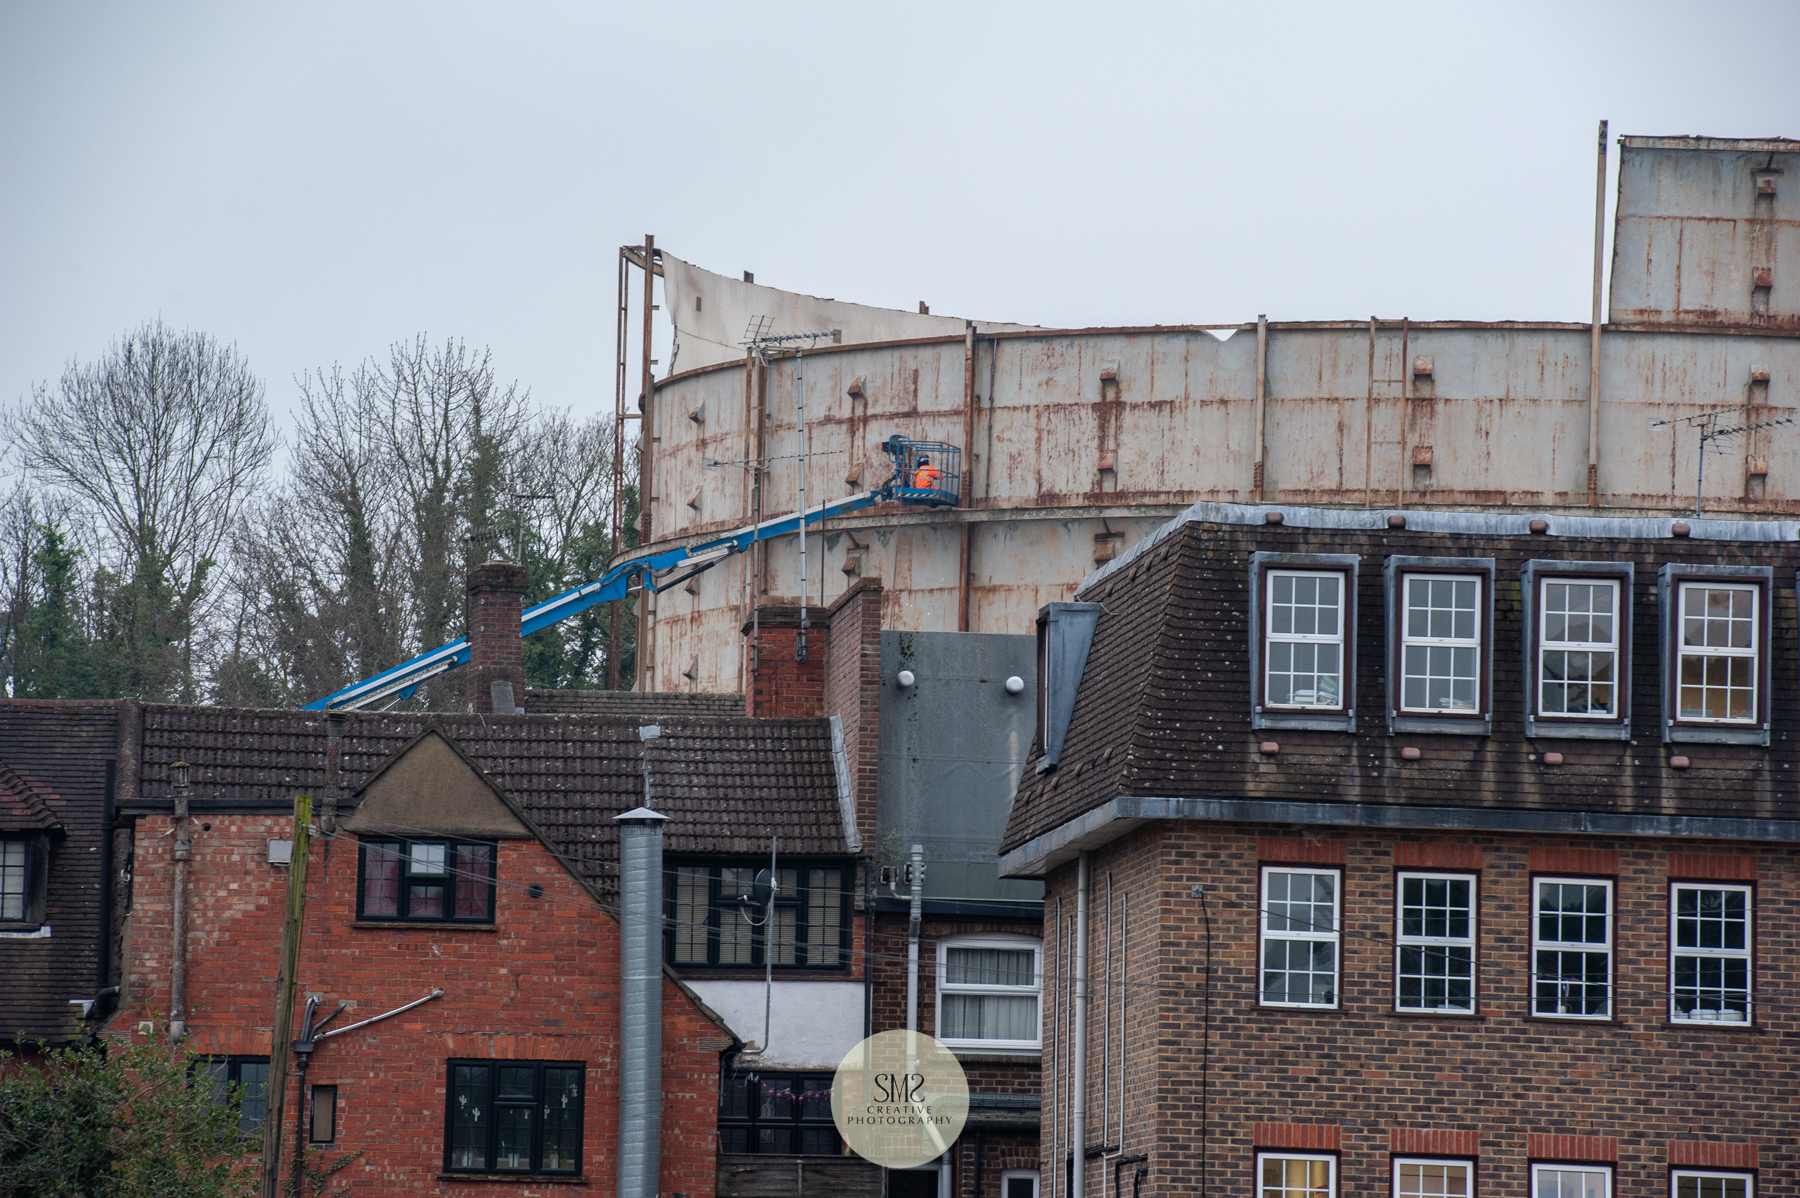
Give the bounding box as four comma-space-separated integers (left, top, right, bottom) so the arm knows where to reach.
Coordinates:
357, 838, 496, 923
1658, 564, 1772, 746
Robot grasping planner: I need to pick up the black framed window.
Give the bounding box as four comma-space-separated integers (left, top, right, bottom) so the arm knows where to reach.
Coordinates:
0, 834, 48, 927
668, 861, 849, 968
357, 838, 495, 923
444, 1060, 583, 1175
200, 1056, 270, 1134
718, 1070, 839, 1154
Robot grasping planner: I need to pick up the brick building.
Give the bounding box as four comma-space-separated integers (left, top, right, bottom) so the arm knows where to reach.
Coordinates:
3, 562, 1044, 1196
90, 696, 860, 1197
730, 579, 1044, 1198
0, 700, 124, 1052
1002, 502, 1800, 1198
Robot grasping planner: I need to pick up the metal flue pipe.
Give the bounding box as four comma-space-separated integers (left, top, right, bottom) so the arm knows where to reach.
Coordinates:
615, 802, 670, 1198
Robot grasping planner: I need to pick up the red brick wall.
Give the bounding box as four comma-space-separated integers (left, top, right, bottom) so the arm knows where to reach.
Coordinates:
825, 580, 883, 846
111, 815, 727, 1197
1037, 823, 1798, 1198
870, 911, 1043, 1197
465, 561, 526, 714
742, 606, 824, 719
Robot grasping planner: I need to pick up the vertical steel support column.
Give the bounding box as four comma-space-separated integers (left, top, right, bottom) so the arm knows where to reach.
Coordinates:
1588, 119, 1609, 507
615, 804, 670, 1198
959, 325, 976, 631
1072, 852, 1091, 1198
797, 349, 810, 661
1252, 316, 1268, 501
609, 247, 630, 691
636, 233, 657, 690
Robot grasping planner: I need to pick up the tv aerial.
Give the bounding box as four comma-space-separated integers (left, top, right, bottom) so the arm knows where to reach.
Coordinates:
738, 318, 844, 664
1647, 404, 1795, 518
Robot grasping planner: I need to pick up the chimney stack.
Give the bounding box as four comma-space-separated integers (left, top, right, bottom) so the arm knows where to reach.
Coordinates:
742, 604, 827, 718
466, 560, 527, 714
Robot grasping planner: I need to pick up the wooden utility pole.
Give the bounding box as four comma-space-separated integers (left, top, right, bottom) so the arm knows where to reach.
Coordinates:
261, 794, 312, 1198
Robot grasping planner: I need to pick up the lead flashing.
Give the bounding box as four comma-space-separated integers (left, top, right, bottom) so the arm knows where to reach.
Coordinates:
998, 794, 1800, 879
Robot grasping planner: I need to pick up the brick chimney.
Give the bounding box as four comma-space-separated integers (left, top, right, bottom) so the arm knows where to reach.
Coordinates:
824, 579, 883, 848
466, 560, 527, 714
742, 605, 825, 718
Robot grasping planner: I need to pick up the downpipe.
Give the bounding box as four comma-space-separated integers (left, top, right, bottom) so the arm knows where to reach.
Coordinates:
904, 845, 924, 1032
1072, 852, 1090, 1198
169, 762, 192, 1042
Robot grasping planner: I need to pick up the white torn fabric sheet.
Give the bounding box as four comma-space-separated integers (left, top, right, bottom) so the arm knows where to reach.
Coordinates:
659, 254, 1034, 375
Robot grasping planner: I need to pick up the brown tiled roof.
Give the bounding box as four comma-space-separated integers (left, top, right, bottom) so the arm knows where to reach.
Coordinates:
1002, 514, 1800, 857
134, 706, 850, 902
526, 690, 746, 718
0, 758, 62, 832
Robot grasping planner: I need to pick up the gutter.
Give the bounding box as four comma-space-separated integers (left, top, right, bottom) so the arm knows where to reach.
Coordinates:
999, 794, 1800, 879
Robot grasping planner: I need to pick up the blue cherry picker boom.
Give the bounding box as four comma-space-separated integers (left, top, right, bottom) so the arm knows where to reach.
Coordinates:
303, 435, 961, 712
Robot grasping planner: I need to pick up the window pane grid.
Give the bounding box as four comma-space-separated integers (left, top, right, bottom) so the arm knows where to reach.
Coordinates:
1532, 1164, 1610, 1198
1674, 1171, 1751, 1198
1677, 583, 1758, 722
446, 1061, 582, 1174
1671, 884, 1752, 1023
1401, 575, 1481, 714
0, 840, 26, 921
718, 1071, 839, 1155
1539, 579, 1619, 717
1261, 869, 1339, 1007
360, 839, 494, 922
1266, 570, 1345, 710
1395, 1158, 1471, 1198
667, 864, 846, 968
1532, 880, 1612, 1018
1260, 1153, 1335, 1198
1396, 874, 1476, 1012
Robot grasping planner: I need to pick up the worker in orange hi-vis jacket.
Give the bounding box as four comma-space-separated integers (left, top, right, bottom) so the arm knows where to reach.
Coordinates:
912, 455, 941, 490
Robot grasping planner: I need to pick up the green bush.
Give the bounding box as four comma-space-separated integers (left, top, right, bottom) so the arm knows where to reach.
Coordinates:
0, 1038, 258, 1198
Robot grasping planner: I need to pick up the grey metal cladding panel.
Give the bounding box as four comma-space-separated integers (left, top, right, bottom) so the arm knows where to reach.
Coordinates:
1003, 523, 1800, 854
1610, 146, 1799, 327
878, 631, 1037, 895
1036, 604, 1099, 770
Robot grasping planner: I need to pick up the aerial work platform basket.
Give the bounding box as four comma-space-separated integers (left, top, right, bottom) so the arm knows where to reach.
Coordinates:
883, 435, 961, 508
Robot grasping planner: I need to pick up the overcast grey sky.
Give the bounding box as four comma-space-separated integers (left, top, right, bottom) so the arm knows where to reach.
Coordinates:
4, 1, 1797, 441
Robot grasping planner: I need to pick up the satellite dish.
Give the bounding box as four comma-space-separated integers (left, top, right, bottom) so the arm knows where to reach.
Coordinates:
752, 868, 777, 908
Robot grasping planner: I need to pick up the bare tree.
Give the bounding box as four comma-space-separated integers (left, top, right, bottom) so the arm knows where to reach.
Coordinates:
5, 322, 274, 699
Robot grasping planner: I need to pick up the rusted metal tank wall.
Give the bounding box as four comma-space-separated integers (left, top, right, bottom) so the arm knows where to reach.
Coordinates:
1609, 137, 1798, 332
640, 319, 1798, 694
